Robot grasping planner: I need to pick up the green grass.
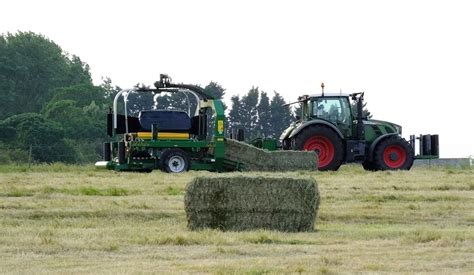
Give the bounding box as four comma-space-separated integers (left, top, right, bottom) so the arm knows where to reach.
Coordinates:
0, 165, 473, 273
164, 186, 183, 196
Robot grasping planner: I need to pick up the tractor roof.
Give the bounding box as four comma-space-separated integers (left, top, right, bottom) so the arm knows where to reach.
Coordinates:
308, 93, 350, 98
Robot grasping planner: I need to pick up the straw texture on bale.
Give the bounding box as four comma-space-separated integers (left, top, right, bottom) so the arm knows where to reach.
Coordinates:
184, 175, 319, 232
224, 139, 318, 171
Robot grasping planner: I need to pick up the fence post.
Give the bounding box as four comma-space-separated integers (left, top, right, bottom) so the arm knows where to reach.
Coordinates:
28, 144, 32, 168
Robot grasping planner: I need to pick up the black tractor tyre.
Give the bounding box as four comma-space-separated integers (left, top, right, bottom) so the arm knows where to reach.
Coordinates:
293, 125, 344, 171
362, 160, 376, 171
160, 149, 190, 173
372, 135, 414, 171
282, 138, 292, 150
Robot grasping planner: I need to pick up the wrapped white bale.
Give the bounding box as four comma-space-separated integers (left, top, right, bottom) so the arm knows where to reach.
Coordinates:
184, 175, 320, 232
224, 139, 318, 171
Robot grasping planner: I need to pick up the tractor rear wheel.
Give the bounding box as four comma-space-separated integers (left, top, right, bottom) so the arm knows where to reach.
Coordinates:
293, 125, 344, 171
160, 149, 190, 173
372, 135, 414, 170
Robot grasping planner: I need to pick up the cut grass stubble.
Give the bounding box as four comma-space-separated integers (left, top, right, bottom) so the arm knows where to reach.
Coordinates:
0, 165, 473, 273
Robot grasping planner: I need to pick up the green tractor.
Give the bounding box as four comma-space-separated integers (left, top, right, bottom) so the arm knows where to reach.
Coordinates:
280, 84, 438, 171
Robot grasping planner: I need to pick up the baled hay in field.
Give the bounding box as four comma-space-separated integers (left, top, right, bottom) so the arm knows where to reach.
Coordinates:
224, 139, 318, 171
184, 175, 319, 232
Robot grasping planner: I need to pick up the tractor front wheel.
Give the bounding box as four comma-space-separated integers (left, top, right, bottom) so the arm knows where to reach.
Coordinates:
372, 135, 414, 170
160, 149, 190, 173
362, 160, 376, 171
293, 125, 344, 171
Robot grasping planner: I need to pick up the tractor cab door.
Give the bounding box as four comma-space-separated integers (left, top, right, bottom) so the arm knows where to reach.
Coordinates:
311, 97, 353, 137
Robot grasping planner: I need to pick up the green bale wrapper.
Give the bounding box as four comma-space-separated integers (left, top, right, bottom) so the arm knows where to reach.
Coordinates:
224, 139, 318, 171
184, 174, 320, 232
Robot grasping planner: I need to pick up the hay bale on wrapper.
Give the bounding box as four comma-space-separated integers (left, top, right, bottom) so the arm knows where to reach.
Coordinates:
184, 175, 320, 232
223, 139, 318, 171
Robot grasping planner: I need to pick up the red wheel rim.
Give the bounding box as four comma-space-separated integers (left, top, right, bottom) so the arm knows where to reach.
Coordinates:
383, 145, 406, 168
304, 136, 335, 168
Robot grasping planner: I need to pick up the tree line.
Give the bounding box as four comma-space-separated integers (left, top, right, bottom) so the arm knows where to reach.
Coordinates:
0, 32, 296, 164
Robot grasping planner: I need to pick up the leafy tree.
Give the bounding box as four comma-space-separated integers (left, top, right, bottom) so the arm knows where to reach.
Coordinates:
351, 101, 372, 119
201, 82, 227, 136
269, 92, 292, 138
240, 87, 259, 140
101, 77, 121, 101
43, 83, 109, 138
0, 31, 92, 119
67, 55, 92, 85
293, 104, 303, 120
152, 81, 226, 116
227, 89, 294, 139
362, 102, 372, 118
228, 95, 242, 130
152, 92, 197, 116
0, 113, 78, 163
204, 81, 226, 101
46, 84, 107, 109
257, 91, 272, 137
41, 83, 110, 161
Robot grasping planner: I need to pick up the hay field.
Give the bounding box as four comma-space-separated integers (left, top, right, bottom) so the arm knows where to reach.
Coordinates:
0, 165, 473, 274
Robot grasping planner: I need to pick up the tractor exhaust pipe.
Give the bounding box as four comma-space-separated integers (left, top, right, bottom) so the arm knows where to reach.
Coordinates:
356, 93, 364, 140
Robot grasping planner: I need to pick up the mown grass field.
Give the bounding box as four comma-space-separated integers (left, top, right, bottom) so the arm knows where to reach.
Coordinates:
0, 164, 473, 274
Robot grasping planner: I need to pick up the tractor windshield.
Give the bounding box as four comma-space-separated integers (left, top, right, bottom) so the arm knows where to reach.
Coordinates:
311, 97, 352, 132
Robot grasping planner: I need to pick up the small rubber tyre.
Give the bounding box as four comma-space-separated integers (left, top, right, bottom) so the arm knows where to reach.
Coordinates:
372, 135, 414, 170
293, 125, 344, 171
160, 149, 190, 173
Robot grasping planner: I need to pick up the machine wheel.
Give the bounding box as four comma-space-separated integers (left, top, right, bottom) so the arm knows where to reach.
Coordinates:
160, 149, 190, 173
372, 135, 414, 170
293, 125, 344, 171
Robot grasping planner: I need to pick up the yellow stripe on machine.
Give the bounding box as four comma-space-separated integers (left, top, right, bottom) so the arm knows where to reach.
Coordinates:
217, 120, 224, 134
137, 132, 190, 140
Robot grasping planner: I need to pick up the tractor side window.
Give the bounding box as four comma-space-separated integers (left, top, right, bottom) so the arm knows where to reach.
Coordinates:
339, 98, 351, 124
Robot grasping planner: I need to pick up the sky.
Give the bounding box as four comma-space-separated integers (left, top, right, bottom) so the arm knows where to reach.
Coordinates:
1, 0, 473, 157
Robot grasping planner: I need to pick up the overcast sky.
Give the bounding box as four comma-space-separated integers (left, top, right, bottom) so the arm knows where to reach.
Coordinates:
1, 0, 473, 157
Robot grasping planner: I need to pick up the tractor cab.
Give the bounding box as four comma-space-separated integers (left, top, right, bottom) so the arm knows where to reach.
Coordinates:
307, 94, 354, 137
293, 90, 366, 140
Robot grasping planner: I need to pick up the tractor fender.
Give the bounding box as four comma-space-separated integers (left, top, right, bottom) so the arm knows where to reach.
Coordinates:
279, 124, 295, 141
288, 120, 344, 140
367, 133, 398, 162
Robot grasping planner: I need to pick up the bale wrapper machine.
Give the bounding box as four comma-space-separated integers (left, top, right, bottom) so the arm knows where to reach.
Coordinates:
95, 74, 237, 173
